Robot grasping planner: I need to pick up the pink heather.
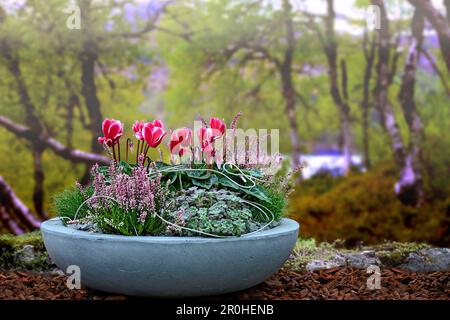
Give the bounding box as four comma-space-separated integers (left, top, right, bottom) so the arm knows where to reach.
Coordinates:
90, 161, 165, 224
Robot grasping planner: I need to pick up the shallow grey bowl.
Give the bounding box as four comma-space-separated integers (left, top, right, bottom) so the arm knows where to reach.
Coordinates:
41, 218, 299, 297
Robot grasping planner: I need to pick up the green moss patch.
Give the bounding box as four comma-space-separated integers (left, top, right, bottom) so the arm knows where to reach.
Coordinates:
0, 232, 54, 271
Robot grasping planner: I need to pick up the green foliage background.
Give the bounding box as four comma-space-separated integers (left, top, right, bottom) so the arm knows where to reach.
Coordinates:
0, 0, 449, 244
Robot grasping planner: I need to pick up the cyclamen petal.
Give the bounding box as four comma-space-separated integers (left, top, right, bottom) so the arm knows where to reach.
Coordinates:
102, 119, 113, 136
132, 121, 145, 141
210, 117, 226, 135
143, 123, 167, 148
153, 120, 164, 129
170, 128, 192, 155
107, 122, 123, 140
98, 118, 123, 146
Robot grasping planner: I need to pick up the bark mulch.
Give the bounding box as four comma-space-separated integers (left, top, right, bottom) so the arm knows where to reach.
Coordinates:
0, 268, 449, 300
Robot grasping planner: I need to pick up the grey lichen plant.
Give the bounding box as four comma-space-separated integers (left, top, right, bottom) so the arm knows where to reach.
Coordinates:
53, 115, 300, 237
164, 187, 278, 237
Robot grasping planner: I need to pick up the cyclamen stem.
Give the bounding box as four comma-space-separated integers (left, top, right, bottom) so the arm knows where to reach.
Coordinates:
126, 138, 132, 163
117, 141, 121, 162
179, 173, 183, 190
141, 142, 146, 157
143, 144, 150, 159
112, 144, 117, 162
136, 140, 140, 164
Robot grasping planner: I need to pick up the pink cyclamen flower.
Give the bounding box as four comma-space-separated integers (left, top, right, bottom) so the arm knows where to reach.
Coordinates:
142, 121, 167, 148
197, 127, 214, 151
152, 119, 165, 129
197, 117, 226, 150
170, 127, 192, 156
132, 121, 145, 141
209, 117, 226, 139
98, 119, 123, 146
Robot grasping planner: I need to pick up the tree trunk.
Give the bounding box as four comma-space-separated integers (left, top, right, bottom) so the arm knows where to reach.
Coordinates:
396, 10, 425, 206
445, 0, 450, 23
361, 29, 376, 169
80, 0, 103, 154
0, 36, 48, 219
408, 0, 450, 73
66, 93, 78, 148
80, 47, 103, 154
280, 0, 302, 169
32, 148, 47, 218
372, 0, 407, 168
325, 0, 352, 174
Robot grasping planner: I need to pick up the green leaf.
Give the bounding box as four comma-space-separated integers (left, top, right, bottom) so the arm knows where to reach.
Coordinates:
187, 170, 211, 180
192, 175, 218, 190
218, 176, 270, 202
243, 185, 270, 202
218, 176, 240, 190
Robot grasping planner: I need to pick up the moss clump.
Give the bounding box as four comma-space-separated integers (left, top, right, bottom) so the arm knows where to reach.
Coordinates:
283, 238, 344, 271
282, 239, 432, 272
0, 232, 53, 271
371, 241, 431, 267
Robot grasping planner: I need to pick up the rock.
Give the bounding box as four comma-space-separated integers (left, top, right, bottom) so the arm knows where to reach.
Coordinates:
399, 248, 450, 272
14, 245, 36, 265
305, 251, 381, 271
306, 259, 344, 271
341, 250, 381, 268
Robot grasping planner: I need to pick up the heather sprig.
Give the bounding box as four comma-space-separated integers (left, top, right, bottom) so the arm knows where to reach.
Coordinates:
81, 159, 169, 235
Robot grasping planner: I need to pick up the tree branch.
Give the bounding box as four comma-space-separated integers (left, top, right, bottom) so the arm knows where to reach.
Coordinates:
0, 176, 41, 230
420, 47, 450, 96
0, 115, 110, 165
0, 206, 24, 235
408, 0, 450, 72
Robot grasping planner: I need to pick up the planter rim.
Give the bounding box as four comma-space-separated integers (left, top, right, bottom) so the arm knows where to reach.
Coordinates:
41, 217, 299, 244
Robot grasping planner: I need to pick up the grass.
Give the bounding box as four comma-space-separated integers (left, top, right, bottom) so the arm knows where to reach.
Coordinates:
52, 185, 93, 221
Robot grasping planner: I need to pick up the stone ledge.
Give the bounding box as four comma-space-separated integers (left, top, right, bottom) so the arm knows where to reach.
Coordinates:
285, 240, 450, 272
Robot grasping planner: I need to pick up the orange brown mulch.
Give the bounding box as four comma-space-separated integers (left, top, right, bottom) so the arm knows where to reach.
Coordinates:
0, 268, 449, 300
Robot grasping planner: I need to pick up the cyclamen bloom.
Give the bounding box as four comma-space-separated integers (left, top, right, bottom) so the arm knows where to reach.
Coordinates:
209, 117, 226, 137
132, 121, 145, 141
152, 120, 165, 129
133, 120, 164, 141
197, 117, 226, 152
142, 121, 167, 148
98, 119, 123, 146
197, 118, 227, 150
170, 128, 192, 156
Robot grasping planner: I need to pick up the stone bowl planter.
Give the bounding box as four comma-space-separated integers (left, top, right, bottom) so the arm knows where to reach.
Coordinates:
41, 217, 299, 297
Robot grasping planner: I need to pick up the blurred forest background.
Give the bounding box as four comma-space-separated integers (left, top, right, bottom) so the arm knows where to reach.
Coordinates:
0, 0, 449, 246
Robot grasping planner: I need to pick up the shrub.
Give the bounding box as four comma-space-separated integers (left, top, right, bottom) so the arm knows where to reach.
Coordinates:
288, 162, 450, 246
